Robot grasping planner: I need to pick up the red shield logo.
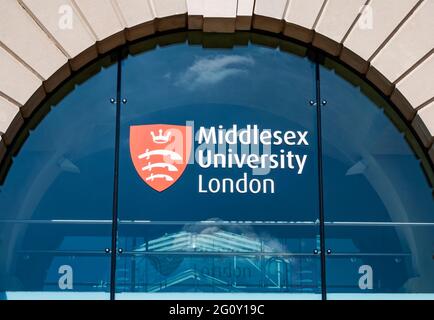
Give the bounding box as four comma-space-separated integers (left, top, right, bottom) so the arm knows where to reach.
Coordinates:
130, 124, 192, 192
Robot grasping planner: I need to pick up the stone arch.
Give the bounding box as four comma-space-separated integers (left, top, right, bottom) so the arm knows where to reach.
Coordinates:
0, 0, 433, 165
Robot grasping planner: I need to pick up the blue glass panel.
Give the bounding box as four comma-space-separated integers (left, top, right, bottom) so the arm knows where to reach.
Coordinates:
118, 36, 319, 222
325, 224, 434, 294
0, 222, 111, 251
0, 32, 431, 299
115, 254, 321, 294
0, 59, 117, 220
0, 58, 117, 299
326, 223, 434, 294
320, 59, 434, 223
0, 252, 110, 295
321, 58, 434, 296
116, 34, 321, 296
118, 222, 319, 254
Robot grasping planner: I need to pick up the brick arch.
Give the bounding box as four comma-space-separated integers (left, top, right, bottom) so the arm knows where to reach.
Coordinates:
0, 0, 433, 165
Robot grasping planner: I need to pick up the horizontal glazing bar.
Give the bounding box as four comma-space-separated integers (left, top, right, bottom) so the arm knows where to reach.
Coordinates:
4, 292, 433, 300
16, 250, 110, 255
1, 220, 434, 226
121, 251, 317, 256
14, 250, 414, 256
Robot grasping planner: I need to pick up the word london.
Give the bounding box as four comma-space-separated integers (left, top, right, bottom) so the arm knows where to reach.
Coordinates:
196, 125, 310, 194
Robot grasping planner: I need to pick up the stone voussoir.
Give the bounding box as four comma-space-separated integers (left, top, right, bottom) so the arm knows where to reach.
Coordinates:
0, 46, 45, 118
313, 0, 367, 57
0, 136, 5, 165
429, 145, 434, 166
1, 0, 71, 93
341, 0, 420, 75
412, 101, 434, 149
203, 0, 237, 33
236, 0, 254, 31
187, 0, 204, 30
0, 96, 23, 146
283, 0, 325, 44
115, 0, 156, 42
367, 0, 434, 96
151, 0, 188, 32
20, 0, 99, 72
391, 53, 434, 120
74, 0, 127, 54
253, 0, 288, 33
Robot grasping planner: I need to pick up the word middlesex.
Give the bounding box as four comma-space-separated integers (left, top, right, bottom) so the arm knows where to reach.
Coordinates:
197, 124, 309, 146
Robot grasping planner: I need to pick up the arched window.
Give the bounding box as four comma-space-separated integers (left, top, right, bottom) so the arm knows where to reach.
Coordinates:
0, 32, 432, 300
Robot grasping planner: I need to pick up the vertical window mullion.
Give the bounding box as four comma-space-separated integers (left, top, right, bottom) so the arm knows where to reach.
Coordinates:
110, 51, 123, 300
314, 54, 327, 300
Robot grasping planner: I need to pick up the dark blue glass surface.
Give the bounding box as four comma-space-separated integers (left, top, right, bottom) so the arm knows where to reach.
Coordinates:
0, 60, 117, 220
320, 59, 434, 295
0, 33, 432, 299
118, 41, 319, 222
321, 60, 434, 223
116, 254, 321, 293
325, 225, 434, 293
116, 38, 322, 295
0, 59, 117, 297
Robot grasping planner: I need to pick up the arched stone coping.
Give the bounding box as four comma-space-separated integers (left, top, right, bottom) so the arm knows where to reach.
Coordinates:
0, 0, 433, 165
